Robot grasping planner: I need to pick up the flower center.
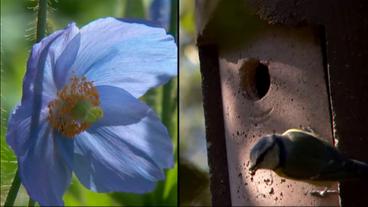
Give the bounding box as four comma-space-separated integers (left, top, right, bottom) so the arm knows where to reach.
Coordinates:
47, 76, 103, 138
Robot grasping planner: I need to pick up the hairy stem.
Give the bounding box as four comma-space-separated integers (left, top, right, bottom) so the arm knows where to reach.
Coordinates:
28, 198, 35, 207
4, 170, 21, 206
36, 0, 48, 42
5, 0, 49, 206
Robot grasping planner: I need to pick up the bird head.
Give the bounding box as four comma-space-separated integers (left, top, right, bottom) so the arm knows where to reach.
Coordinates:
249, 135, 281, 173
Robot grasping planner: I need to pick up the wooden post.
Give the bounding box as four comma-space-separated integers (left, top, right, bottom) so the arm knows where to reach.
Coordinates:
198, 45, 232, 206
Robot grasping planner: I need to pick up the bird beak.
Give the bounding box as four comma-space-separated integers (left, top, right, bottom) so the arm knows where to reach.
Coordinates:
249, 163, 258, 172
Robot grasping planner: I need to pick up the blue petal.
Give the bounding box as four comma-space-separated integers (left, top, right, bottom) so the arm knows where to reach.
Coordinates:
73, 86, 173, 193
6, 103, 48, 157
92, 85, 149, 126
51, 24, 81, 89
22, 30, 61, 105
7, 23, 79, 159
74, 131, 162, 193
17, 122, 73, 206
22, 23, 80, 107
72, 17, 177, 98
93, 85, 173, 168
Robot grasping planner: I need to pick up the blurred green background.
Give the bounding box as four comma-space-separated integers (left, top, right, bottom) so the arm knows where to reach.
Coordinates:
179, 1, 210, 206
1, 0, 177, 206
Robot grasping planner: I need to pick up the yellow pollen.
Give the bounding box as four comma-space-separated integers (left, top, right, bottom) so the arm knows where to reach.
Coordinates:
47, 76, 101, 138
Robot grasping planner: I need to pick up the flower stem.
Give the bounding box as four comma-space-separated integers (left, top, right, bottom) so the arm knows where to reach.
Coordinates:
169, 0, 177, 40
161, 80, 174, 134
157, 0, 178, 204
161, 0, 177, 136
28, 198, 35, 207
27, 0, 47, 204
4, 169, 21, 207
4, 1, 49, 206
36, 0, 48, 42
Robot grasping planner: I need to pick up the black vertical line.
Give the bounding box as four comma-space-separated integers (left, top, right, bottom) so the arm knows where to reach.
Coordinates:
198, 44, 232, 206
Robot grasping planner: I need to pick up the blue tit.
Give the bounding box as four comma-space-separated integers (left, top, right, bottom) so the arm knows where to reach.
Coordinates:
249, 129, 368, 184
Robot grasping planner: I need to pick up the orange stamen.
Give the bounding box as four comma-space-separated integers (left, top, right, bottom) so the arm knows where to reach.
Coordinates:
47, 76, 100, 138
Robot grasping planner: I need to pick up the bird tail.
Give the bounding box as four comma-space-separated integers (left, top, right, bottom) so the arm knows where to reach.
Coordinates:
344, 159, 368, 180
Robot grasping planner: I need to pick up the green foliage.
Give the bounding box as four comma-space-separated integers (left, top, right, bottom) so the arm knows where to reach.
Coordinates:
180, 158, 210, 206
179, 0, 195, 36
0, 124, 18, 206
124, 0, 145, 18
179, 0, 211, 205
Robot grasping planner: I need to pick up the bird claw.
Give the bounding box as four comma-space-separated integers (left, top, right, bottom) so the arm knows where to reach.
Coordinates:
310, 188, 339, 197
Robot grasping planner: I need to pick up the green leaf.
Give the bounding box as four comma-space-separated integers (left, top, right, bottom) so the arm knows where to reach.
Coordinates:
64, 175, 118, 206
0, 132, 17, 206
124, 0, 145, 18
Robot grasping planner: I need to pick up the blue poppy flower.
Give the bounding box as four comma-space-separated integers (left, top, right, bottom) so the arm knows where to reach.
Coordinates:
6, 17, 176, 206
